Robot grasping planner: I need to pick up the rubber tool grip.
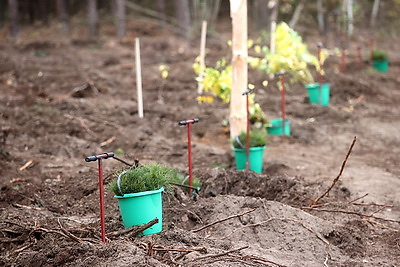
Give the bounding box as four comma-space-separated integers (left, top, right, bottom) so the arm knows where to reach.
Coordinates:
275, 71, 286, 76
85, 152, 115, 162
178, 118, 200, 125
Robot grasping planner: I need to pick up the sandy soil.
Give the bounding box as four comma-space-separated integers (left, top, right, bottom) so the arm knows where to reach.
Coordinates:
1, 20, 400, 267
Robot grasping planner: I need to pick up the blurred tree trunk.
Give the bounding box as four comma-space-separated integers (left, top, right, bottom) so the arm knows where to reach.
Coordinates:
229, 0, 247, 139
38, 0, 49, 25
317, 0, 324, 34
8, 0, 19, 38
114, 0, 126, 38
289, 0, 305, 29
0, 0, 6, 28
252, 0, 269, 32
56, 0, 69, 32
347, 0, 353, 36
156, 0, 166, 29
370, 0, 380, 28
175, 0, 191, 38
269, 0, 279, 54
88, 0, 98, 38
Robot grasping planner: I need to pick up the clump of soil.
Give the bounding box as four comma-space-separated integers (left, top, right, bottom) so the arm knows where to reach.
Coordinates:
1, 18, 400, 266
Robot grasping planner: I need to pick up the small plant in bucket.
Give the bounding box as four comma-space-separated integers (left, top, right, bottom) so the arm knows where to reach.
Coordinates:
109, 164, 178, 236
232, 129, 267, 173
305, 42, 331, 106
371, 49, 389, 73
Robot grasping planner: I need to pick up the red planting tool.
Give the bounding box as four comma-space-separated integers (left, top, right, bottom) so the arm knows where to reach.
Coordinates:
85, 152, 115, 244
178, 118, 200, 197
369, 37, 375, 63
242, 88, 254, 170
340, 46, 346, 73
275, 71, 287, 134
357, 46, 363, 71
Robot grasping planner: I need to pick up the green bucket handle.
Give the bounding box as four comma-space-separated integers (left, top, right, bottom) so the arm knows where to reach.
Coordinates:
117, 170, 129, 196
235, 135, 245, 149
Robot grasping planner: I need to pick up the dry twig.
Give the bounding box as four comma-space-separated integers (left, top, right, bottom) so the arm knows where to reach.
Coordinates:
190, 246, 249, 261
19, 160, 34, 171
63, 114, 98, 139
304, 207, 400, 224
57, 219, 83, 243
310, 136, 357, 206
228, 253, 286, 267
193, 208, 256, 233
107, 218, 158, 238
220, 217, 331, 266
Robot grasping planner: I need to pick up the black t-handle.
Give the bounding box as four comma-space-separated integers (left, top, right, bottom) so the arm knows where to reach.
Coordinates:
178, 118, 200, 126
242, 88, 254, 95
275, 71, 287, 77
85, 152, 115, 162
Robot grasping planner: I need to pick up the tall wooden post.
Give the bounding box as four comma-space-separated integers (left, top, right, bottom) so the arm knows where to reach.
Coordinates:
229, 0, 248, 139
88, 0, 98, 38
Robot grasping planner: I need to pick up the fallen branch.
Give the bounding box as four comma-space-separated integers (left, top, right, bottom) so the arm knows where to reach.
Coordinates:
63, 114, 98, 139
191, 246, 248, 261
222, 217, 329, 245
228, 253, 286, 267
221, 217, 330, 266
310, 136, 357, 206
152, 246, 207, 254
10, 227, 69, 254
100, 136, 116, 147
193, 208, 256, 233
57, 219, 83, 243
13, 203, 43, 211
362, 218, 399, 232
107, 218, 158, 238
348, 193, 369, 204
304, 207, 400, 224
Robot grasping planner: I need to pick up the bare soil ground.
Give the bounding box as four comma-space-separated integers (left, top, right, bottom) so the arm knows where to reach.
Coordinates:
1, 20, 400, 267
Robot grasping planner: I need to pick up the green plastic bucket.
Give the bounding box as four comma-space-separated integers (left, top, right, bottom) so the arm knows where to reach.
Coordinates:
372, 60, 388, 73
305, 83, 330, 106
115, 187, 164, 235
233, 146, 266, 173
265, 119, 290, 136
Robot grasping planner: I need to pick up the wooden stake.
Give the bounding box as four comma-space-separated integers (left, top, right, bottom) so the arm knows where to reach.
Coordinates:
197, 20, 207, 95
229, 0, 248, 139
270, 20, 276, 54
135, 38, 144, 118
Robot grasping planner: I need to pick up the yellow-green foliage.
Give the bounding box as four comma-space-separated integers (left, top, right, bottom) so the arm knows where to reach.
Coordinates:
194, 58, 231, 103
193, 59, 267, 125
249, 22, 320, 86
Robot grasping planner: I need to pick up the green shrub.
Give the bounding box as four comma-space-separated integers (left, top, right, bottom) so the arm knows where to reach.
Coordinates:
109, 164, 180, 196
372, 49, 388, 61
231, 129, 267, 149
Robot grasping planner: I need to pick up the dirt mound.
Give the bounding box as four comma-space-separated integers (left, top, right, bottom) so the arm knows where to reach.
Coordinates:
1, 17, 400, 267
197, 168, 347, 207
